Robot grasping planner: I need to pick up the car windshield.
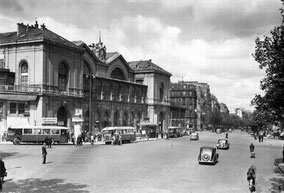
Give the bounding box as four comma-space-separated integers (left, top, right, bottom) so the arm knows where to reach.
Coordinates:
219, 140, 226, 143
201, 148, 212, 155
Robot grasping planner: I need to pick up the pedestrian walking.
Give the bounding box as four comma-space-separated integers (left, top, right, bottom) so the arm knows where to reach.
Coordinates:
90, 134, 94, 145
42, 143, 47, 164
282, 146, 284, 163
0, 157, 6, 192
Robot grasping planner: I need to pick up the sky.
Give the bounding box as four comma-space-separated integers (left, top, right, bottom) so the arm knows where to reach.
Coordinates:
0, 0, 283, 112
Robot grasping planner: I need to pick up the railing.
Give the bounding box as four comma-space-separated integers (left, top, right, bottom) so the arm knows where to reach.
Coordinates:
0, 84, 84, 98
147, 98, 171, 106
0, 85, 42, 94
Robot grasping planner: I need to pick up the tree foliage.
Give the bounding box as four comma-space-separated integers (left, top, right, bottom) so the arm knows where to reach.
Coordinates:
251, 0, 284, 124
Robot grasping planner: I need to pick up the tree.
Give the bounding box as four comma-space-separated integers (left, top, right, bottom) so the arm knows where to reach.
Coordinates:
208, 110, 222, 131
251, 0, 284, 125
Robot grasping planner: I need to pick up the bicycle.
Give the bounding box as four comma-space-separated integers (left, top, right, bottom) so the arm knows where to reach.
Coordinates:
248, 178, 256, 192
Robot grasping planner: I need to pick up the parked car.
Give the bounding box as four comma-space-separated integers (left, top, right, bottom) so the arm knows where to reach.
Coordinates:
216, 128, 221, 134
198, 146, 219, 165
216, 139, 230, 150
190, 133, 199, 140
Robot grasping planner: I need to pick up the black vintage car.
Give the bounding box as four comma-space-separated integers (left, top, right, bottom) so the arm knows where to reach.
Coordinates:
216, 139, 230, 150
198, 146, 219, 165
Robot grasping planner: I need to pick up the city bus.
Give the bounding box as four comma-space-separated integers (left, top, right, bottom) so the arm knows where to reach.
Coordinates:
7, 125, 69, 145
102, 126, 136, 145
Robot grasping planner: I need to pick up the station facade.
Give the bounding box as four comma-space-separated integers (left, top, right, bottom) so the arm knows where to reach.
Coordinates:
0, 22, 149, 134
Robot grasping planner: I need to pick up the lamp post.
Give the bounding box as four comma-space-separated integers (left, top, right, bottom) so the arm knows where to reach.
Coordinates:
86, 74, 95, 133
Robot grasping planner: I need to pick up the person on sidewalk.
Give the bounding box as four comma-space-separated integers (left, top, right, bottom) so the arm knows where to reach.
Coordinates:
0, 157, 6, 191
42, 143, 47, 164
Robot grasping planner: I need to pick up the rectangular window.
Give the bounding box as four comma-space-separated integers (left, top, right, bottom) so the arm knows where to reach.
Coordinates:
34, 129, 42, 134
10, 103, 16, 114
21, 76, 28, 86
23, 129, 32, 134
51, 129, 60, 135
18, 103, 25, 114
43, 129, 50, 134
59, 78, 67, 91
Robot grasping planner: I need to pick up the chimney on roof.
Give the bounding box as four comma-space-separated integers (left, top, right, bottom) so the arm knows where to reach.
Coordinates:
40, 23, 46, 30
35, 20, 38, 28
17, 23, 27, 35
149, 59, 152, 62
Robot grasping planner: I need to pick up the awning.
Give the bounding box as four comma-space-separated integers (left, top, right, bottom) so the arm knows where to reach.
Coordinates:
137, 121, 158, 127
0, 94, 38, 101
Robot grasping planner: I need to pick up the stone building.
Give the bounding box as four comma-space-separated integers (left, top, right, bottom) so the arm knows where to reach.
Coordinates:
129, 60, 172, 132
0, 21, 148, 134
170, 81, 212, 130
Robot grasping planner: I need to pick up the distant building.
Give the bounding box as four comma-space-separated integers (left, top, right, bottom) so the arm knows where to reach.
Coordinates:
170, 81, 212, 130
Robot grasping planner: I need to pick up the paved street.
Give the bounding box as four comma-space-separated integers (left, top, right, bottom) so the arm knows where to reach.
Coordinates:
1, 130, 284, 193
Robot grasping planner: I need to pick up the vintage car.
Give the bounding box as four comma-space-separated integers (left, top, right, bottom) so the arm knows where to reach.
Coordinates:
190, 133, 199, 140
198, 146, 219, 165
216, 139, 230, 149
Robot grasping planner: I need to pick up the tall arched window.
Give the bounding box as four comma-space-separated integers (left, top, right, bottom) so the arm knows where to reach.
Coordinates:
110, 68, 126, 80
58, 63, 68, 91
159, 83, 164, 102
20, 61, 28, 86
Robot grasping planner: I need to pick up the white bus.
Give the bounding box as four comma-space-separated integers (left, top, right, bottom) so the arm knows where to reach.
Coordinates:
102, 126, 136, 145
7, 125, 69, 145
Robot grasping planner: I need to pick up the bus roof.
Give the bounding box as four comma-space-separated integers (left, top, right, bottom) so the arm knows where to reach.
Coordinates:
102, 126, 135, 131
8, 125, 69, 130
168, 126, 183, 129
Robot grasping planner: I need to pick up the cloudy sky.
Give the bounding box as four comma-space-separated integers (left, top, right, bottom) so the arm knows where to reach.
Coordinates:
0, 0, 283, 112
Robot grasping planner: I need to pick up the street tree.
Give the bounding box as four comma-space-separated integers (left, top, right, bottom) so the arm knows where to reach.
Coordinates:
252, 0, 284, 126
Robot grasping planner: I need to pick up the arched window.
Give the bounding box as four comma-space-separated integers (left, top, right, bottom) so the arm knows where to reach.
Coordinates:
20, 61, 28, 86
110, 68, 126, 80
58, 63, 68, 91
159, 83, 164, 102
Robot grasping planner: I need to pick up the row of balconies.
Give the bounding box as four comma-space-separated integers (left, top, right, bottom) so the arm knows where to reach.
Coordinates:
0, 84, 172, 106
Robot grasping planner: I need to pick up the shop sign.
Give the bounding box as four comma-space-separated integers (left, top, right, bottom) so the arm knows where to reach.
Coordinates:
42, 117, 57, 125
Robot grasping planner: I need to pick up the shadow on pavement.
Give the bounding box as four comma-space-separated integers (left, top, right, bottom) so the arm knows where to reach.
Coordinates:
4, 178, 89, 193
0, 152, 18, 159
269, 158, 284, 193
269, 177, 284, 193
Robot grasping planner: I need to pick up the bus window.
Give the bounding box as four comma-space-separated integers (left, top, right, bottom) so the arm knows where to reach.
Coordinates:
23, 129, 32, 134
52, 129, 60, 135
34, 129, 42, 134
43, 129, 50, 134
61, 129, 67, 136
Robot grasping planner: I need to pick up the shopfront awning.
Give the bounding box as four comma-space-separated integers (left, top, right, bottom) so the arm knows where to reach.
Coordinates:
0, 94, 38, 101
137, 121, 158, 127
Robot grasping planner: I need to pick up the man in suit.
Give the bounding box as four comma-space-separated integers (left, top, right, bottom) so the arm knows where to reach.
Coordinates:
42, 143, 47, 164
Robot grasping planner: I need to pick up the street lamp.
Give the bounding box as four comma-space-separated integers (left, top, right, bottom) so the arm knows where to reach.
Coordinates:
85, 74, 96, 133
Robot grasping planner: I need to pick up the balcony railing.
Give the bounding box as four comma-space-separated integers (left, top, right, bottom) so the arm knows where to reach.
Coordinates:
0, 85, 42, 93
147, 98, 171, 106
0, 84, 84, 98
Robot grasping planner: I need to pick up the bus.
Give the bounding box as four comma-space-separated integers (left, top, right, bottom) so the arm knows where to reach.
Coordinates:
7, 125, 69, 145
168, 126, 183, 138
102, 126, 136, 145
